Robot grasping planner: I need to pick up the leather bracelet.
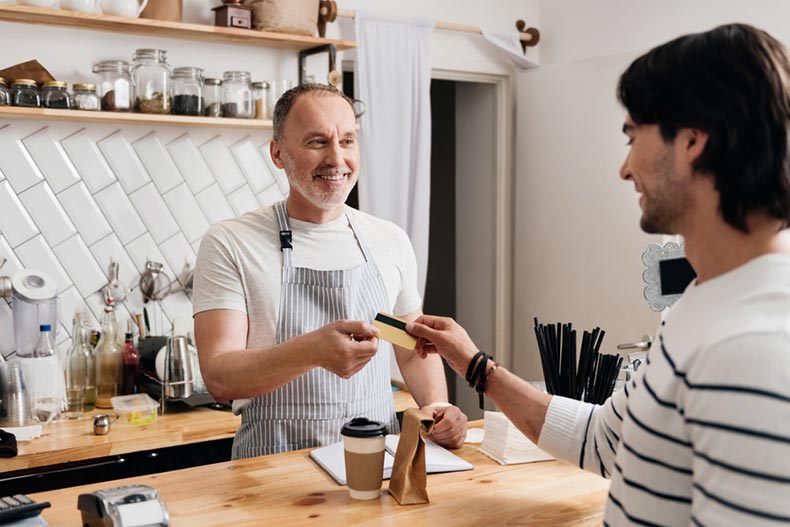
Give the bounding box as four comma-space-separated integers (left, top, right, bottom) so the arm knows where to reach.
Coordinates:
465, 351, 486, 385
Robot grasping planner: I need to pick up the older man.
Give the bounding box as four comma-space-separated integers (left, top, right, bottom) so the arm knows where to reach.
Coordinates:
193, 84, 467, 459
408, 24, 790, 526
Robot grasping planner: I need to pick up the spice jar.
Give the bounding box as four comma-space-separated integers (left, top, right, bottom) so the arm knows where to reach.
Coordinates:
73, 83, 101, 111
132, 49, 171, 114
221, 71, 252, 119
42, 81, 73, 109
252, 81, 269, 119
171, 66, 203, 116
0, 78, 10, 106
11, 79, 40, 108
93, 60, 132, 112
203, 76, 222, 117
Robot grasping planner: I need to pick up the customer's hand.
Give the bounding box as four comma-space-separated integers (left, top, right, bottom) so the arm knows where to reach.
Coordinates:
422, 404, 468, 449
308, 320, 379, 379
406, 315, 479, 377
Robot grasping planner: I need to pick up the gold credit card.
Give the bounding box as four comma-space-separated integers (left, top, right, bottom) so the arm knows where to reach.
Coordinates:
373, 312, 417, 350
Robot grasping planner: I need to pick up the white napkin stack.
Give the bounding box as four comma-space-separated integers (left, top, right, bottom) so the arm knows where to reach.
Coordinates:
479, 411, 554, 465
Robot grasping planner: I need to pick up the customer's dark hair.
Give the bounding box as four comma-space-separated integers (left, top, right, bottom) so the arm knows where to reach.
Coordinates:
618, 23, 790, 232
272, 83, 354, 141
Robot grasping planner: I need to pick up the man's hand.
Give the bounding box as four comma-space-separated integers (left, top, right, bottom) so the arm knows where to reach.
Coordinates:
422, 404, 468, 449
407, 315, 479, 378
308, 320, 380, 378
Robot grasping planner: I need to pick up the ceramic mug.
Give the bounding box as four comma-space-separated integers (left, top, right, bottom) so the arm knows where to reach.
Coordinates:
100, 0, 147, 17
60, 0, 100, 12
16, 0, 60, 8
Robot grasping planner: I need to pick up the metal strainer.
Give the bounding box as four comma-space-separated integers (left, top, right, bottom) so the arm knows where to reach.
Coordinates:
139, 261, 172, 302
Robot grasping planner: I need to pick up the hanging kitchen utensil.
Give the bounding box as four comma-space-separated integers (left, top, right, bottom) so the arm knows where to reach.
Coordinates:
139, 261, 172, 302
103, 260, 128, 305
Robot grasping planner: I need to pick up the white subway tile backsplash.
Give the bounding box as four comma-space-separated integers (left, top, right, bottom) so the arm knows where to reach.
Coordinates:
262, 141, 290, 195
59, 286, 99, 334
0, 301, 14, 358
52, 235, 106, 298
162, 183, 210, 243
257, 184, 285, 207
0, 180, 39, 248
195, 183, 234, 226
18, 182, 77, 247
129, 183, 179, 244
134, 133, 183, 194
200, 136, 246, 194
0, 236, 23, 278
228, 184, 260, 216
15, 235, 72, 294
22, 127, 80, 194
167, 135, 213, 194
84, 291, 109, 324
94, 183, 147, 244
124, 234, 176, 285
159, 233, 195, 282
57, 182, 112, 246
160, 291, 193, 326
61, 129, 115, 193
231, 137, 275, 193
0, 125, 44, 193
89, 234, 139, 291
98, 131, 150, 193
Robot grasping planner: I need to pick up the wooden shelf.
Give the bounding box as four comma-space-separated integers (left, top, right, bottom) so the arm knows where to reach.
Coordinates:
0, 4, 357, 51
0, 105, 273, 129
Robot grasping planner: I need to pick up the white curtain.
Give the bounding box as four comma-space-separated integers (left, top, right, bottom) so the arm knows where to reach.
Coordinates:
354, 12, 435, 297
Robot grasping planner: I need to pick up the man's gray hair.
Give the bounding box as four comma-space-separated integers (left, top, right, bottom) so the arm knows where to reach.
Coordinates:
272, 83, 355, 141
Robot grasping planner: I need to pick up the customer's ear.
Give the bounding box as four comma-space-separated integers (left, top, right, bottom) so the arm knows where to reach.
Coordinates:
680, 128, 709, 165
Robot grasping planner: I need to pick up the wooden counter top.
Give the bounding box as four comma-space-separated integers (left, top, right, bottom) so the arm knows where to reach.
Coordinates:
32, 423, 609, 526
0, 407, 240, 473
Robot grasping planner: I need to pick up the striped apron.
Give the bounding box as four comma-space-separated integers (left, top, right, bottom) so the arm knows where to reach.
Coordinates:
231, 201, 399, 459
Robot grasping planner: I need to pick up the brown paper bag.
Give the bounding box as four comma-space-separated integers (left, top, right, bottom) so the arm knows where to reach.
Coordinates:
140, 0, 183, 22
244, 0, 319, 36
388, 408, 435, 505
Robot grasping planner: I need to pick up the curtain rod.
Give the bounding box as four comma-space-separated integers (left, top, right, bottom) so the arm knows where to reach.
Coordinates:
318, 2, 540, 52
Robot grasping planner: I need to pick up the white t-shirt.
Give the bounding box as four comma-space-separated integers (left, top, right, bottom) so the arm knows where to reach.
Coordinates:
193, 203, 422, 349
538, 253, 790, 526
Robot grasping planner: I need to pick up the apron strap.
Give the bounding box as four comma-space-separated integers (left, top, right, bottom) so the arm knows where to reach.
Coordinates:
344, 209, 374, 263
274, 200, 293, 268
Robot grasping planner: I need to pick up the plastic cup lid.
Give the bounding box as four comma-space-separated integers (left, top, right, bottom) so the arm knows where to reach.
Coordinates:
341, 417, 386, 438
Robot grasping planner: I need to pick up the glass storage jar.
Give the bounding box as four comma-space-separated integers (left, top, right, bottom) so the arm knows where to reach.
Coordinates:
251, 81, 269, 119
0, 77, 10, 106
221, 71, 252, 119
203, 76, 222, 117
171, 66, 203, 116
93, 60, 132, 112
132, 49, 171, 114
73, 83, 101, 111
42, 81, 72, 109
11, 79, 40, 108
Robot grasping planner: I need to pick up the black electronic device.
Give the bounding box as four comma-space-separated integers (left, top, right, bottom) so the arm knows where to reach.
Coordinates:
659, 257, 697, 295
0, 494, 50, 524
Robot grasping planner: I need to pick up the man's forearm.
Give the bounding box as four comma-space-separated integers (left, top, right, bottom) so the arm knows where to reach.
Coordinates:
398, 352, 449, 407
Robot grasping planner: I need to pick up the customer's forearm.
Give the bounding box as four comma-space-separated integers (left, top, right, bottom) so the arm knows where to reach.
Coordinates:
483, 364, 552, 444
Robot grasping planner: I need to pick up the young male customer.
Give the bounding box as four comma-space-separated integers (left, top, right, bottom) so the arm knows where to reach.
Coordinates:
193, 84, 467, 459
408, 24, 790, 526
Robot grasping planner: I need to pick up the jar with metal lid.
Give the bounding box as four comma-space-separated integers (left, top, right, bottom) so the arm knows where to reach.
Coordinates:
132, 49, 171, 114
203, 77, 222, 117
221, 71, 252, 119
171, 66, 203, 116
73, 83, 101, 111
11, 79, 40, 108
93, 60, 132, 112
41, 81, 72, 109
251, 81, 269, 119
0, 77, 9, 106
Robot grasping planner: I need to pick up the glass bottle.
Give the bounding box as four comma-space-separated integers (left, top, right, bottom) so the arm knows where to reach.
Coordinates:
95, 304, 123, 408
0, 77, 10, 106
32, 324, 61, 424
221, 71, 252, 119
203, 76, 222, 117
251, 81, 268, 119
41, 81, 73, 109
132, 48, 171, 114
122, 332, 140, 395
73, 83, 101, 111
11, 79, 40, 108
66, 307, 95, 412
172, 66, 203, 116
93, 60, 132, 112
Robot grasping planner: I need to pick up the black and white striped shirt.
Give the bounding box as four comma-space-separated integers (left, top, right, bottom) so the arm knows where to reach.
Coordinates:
538, 254, 790, 526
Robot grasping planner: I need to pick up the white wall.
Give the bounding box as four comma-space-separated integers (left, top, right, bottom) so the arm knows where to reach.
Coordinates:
512, 0, 790, 380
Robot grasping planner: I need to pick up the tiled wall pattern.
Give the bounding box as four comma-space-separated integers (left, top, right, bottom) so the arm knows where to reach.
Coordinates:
0, 119, 289, 359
